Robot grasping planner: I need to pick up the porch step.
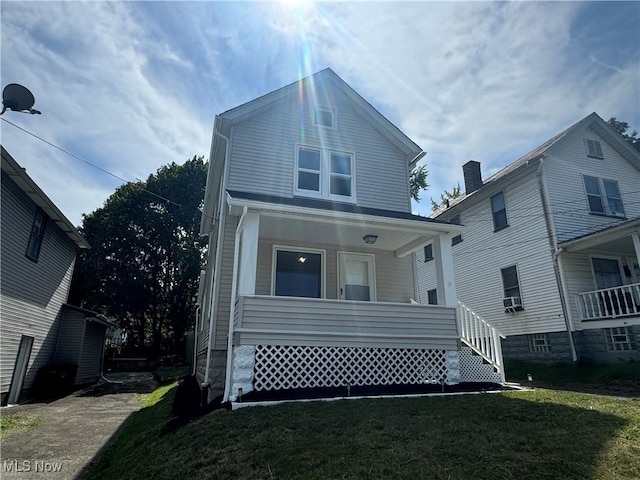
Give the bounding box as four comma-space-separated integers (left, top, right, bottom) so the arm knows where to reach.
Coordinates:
458, 346, 503, 383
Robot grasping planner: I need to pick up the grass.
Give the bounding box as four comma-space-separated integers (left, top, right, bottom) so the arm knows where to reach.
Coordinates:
155, 366, 191, 385
0, 412, 40, 441
84, 376, 640, 480
506, 360, 640, 396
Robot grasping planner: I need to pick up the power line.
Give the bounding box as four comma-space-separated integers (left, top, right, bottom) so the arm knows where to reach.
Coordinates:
1, 117, 183, 208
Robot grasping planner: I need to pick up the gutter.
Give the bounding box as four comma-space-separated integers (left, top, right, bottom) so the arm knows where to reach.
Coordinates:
202, 117, 231, 389
192, 304, 200, 376
537, 158, 578, 362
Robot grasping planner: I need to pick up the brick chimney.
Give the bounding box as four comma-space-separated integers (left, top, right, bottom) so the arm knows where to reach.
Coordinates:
462, 160, 483, 195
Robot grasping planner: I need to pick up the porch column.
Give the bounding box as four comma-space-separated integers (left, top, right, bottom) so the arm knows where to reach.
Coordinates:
632, 233, 640, 270
238, 212, 260, 296
433, 234, 457, 307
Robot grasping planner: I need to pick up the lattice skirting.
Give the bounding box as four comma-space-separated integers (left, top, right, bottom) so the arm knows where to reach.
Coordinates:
252, 345, 451, 392
458, 346, 502, 383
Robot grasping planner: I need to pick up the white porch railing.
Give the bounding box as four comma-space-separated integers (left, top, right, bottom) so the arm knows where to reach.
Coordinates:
457, 301, 506, 383
578, 283, 640, 320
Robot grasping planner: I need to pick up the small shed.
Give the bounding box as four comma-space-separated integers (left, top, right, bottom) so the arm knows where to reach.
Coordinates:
53, 304, 112, 386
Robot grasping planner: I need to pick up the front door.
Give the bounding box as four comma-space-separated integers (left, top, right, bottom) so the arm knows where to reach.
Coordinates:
8, 335, 34, 404
338, 252, 375, 301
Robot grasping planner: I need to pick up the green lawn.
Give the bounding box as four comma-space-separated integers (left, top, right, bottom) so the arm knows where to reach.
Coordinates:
0, 412, 40, 442
84, 368, 640, 480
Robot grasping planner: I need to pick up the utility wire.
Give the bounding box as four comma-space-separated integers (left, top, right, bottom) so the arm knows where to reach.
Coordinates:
1, 117, 183, 207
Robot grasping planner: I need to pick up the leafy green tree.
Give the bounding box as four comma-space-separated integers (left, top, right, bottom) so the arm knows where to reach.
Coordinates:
607, 117, 640, 153
410, 165, 429, 201
431, 182, 462, 212
69, 156, 207, 358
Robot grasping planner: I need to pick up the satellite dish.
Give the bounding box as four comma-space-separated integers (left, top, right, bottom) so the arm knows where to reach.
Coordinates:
1, 83, 41, 115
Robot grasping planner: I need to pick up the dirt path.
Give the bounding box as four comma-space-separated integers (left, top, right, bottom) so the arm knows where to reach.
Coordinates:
0, 372, 157, 480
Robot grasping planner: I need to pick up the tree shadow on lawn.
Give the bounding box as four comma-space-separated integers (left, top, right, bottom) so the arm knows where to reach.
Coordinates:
79, 388, 637, 480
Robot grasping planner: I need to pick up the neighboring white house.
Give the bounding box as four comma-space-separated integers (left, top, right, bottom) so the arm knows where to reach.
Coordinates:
195, 69, 505, 406
417, 113, 640, 364
1, 146, 110, 404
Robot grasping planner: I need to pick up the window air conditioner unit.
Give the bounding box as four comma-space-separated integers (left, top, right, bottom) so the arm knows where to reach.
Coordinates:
503, 296, 522, 310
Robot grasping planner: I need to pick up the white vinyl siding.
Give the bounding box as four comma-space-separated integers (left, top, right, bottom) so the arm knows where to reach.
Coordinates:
420, 173, 565, 336
213, 214, 239, 350
1, 172, 77, 398
226, 82, 412, 212
235, 295, 459, 350
543, 127, 640, 243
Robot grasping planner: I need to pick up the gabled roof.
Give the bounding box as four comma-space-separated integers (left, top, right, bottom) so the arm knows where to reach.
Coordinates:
434, 112, 640, 217
1, 145, 90, 249
219, 68, 424, 165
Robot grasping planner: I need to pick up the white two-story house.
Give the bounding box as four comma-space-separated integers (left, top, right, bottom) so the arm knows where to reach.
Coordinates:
418, 113, 640, 364
195, 69, 505, 406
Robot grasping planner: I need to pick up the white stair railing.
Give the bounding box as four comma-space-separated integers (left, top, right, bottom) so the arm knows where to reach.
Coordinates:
457, 301, 506, 383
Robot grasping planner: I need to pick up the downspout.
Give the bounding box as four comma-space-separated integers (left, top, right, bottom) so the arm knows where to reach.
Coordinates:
192, 304, 200, 376
202, 118, 230, 389
223, 206, 248, 403
537, 158, 578, 362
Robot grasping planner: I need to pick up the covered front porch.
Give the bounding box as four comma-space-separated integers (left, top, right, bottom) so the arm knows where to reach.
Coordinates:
559, 219, 640, 326
221, 191, 499, 402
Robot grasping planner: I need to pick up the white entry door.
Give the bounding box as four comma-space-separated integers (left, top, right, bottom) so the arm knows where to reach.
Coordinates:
338, 252, 376, 301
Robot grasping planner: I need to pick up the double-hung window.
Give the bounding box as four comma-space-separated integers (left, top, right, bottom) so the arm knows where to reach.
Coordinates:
490, 191, 508, 231
583, 176, 625, 217
501, 265, 523, 310
296, 145, 354, 201
26, 208, 47, 261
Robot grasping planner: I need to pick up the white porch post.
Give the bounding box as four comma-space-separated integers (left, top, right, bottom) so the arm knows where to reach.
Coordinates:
632, 233, 640, 270
433, 233, 457, 307
238, 212, 260, 296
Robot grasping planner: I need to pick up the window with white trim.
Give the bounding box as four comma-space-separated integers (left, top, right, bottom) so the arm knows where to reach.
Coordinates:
584, 138, 604, 159
583, 176, 625, 217
26, 208, 47, 261
313, 106, 335, 128
501, 265, 523, 311
427, 288, 438, 305
490, 191, 508, 231
274, 249, 323, 298
604, 327, 636, 351
528, 333, 550, 353
423, 244, 433, 262
295, 145, 354, 201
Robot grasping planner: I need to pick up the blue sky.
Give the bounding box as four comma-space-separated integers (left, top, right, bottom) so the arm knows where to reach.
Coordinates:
1, 1, 638, 225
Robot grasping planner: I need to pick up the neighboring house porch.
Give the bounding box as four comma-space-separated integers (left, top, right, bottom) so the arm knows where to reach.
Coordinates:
219, 191, 502, 403
559, 219, 640, 360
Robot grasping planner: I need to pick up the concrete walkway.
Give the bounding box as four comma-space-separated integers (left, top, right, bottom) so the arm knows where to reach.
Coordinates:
1, 372, 157, 480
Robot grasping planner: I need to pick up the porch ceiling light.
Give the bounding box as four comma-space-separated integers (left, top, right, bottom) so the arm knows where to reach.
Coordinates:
363, 234, 378, 245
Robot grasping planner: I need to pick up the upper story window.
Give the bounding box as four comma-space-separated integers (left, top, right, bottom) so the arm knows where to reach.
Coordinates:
26, 208, 47, 261
583, 176, 625, 217
313, 106, 336, 128
490, 191, 508, 231
584, 138, 604, 159
450, 215, 462, 246
295, 145, 354, 201
423, 244, 433, 262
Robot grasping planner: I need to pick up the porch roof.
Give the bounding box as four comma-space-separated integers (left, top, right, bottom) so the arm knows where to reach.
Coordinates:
227, 190, 465, 257
559, 217, 640, 253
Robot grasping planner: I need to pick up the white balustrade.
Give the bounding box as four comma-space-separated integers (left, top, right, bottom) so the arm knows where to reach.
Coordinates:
579, 283, 640, 320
